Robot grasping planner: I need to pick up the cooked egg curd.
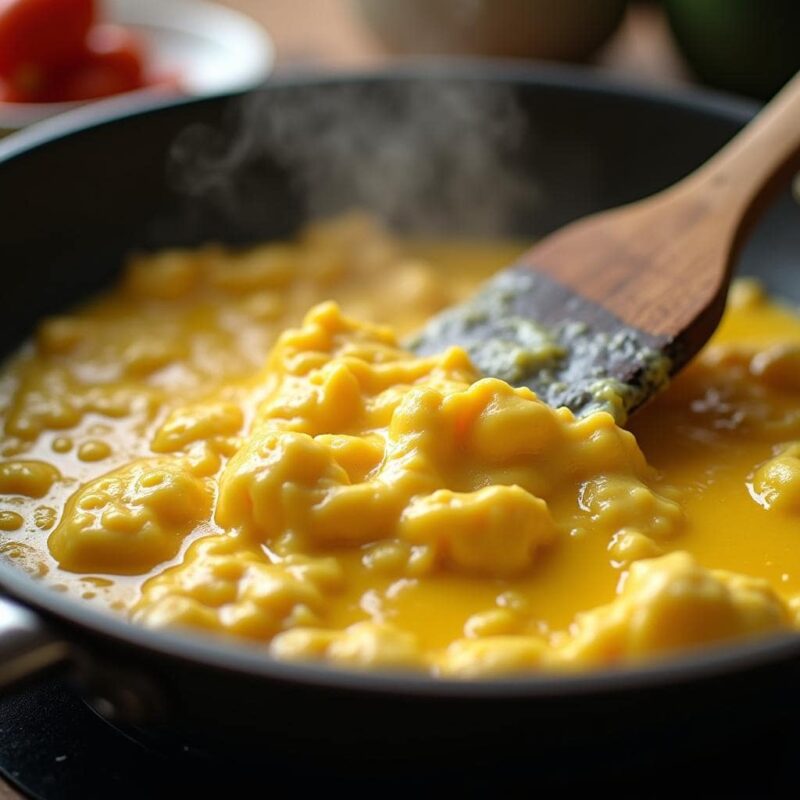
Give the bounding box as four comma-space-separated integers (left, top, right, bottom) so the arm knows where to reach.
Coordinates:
1, 215, 799, 676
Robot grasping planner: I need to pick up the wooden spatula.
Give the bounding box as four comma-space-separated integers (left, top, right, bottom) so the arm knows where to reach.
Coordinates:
411, 72, 800, 423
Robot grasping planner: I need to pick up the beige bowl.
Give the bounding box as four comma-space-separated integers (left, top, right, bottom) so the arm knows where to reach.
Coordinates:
353, 0, 627, 61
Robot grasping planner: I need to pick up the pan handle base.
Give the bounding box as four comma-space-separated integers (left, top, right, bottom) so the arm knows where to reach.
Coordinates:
0, 597, 68, 689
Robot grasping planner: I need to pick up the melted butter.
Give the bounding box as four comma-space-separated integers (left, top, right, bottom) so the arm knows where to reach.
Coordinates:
0, 216, 799, 675
631, 281, 800, 598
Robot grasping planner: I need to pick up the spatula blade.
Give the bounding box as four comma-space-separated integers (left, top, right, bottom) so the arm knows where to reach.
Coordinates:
407, 266, 672, 422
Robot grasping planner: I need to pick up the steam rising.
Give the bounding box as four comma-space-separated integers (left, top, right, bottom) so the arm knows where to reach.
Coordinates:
169, 79, 539, 237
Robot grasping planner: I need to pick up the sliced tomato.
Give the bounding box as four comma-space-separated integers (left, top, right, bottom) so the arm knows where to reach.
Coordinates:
147, 71, 184, 95
84, 23, 146, 80
0, 64, 47, 101
0, 77, 26, 102
0, 0, 95, 77
58, 24, 146, 101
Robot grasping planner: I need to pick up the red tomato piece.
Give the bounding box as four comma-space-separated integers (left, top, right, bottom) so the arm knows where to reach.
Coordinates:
146, 71, 184, 95
85, 23, 146, 78
0, 77, 25, 102
58, 24, 147, 101
0, 74, 44, 104
0, 0, 95, 77
0, 64, 47, 101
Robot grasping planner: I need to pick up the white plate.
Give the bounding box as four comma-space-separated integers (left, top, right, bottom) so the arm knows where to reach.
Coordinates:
0, 0, 274, 130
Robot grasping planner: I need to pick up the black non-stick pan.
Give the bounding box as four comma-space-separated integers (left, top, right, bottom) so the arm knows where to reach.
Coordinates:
0, 64, 799, 773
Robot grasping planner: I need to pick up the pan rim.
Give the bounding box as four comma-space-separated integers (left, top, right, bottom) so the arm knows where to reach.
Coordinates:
3, 59, 798, 700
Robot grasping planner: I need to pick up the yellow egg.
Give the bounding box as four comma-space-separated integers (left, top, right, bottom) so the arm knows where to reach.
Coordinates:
2, 214, 800, 677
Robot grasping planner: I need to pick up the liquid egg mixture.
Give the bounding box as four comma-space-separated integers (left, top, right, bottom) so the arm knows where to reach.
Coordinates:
1, 214, 800, 677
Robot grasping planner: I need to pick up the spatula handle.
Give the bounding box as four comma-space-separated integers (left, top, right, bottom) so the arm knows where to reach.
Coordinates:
695, 70, 800, 223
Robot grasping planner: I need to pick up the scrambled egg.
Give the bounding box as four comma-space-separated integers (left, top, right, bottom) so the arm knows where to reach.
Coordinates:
1, 214, 799, 676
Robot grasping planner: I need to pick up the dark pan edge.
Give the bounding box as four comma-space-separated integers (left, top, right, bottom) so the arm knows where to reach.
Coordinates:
2, 61, 797, 701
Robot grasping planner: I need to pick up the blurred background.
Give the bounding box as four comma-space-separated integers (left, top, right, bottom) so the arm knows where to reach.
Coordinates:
1, 0, 799, 135
231, 0, 799, 99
